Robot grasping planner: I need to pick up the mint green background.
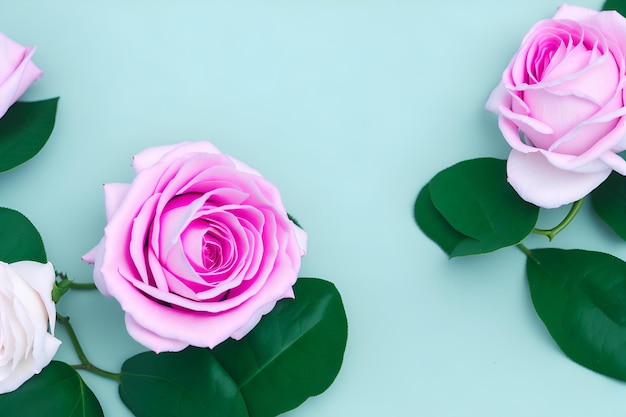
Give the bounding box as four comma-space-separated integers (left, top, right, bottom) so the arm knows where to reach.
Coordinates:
0, 0, 621, 416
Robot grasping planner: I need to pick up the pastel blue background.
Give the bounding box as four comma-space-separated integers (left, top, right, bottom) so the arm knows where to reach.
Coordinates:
0, 0, 622, 415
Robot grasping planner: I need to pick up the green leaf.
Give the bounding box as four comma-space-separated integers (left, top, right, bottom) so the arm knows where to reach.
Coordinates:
414, 184, 481, 257
416, 158, 539, 257
526, 248, 626, 381
591, 172, 626, 240
603, 0, 626, 16
0, 207, 46, 263
120, 347, 248, 417
0, 361, 103, 417
213, 278, 348, 417
0, 98, 58, 172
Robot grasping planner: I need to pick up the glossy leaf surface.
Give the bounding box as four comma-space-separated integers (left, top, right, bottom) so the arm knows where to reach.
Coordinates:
527, 248, 626, 381
416, 158, 538, 257
0, 361, 103, 417
414, 184, 481, 256
603, 0, 626, 16
213, 278, 348, 417
0, 207, 46, 263
591, 172, 626, 240
0, 99, 58, 172
120, 347, 248, 417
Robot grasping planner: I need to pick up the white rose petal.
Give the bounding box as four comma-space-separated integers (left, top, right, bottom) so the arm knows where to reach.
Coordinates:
0, 261, 61, 394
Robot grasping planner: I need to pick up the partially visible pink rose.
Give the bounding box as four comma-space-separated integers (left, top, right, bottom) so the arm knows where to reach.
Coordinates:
0, 33, 42, 118
486, 5, 626, 208
83, 142, 307, 353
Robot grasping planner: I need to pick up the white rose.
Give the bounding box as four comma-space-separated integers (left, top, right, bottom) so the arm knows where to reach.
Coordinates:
0, 261, 61, 394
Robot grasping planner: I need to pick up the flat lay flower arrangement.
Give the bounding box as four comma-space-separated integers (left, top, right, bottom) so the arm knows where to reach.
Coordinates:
0, 33, 347, 417
416, 1, 626, 381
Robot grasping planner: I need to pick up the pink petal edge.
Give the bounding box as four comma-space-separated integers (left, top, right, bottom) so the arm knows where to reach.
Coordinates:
507, 150, 611, 208
132, 142, 223, 174
125, 314, 188, 353
103, 183, 131, 222
553, 4, 599, 21
293, 224, 308, 256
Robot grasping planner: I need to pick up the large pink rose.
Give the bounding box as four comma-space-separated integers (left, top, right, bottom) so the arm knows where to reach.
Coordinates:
83, 142, 307, 353
486, 5, 626, 208
0, 33, 42, 118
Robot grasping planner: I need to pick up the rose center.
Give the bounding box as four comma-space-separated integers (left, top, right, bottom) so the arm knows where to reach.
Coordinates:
525, 21, 609, 85
202, 237, 221, 268
200, 223, 235, 272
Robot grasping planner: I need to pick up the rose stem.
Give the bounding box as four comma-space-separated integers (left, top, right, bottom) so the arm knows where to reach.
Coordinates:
56, 313, 121, 381
67, 282, 98, 290
532, 198, 584, 241
516, 243, 537, 261
55, 271, 98, 290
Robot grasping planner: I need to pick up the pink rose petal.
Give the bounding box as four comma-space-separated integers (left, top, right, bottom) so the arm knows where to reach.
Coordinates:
486, 6, 626, 207
553, 4, 600, 21
0, 34, 43, 118
84, 141, 306, 352
507, 150, 611, 208
125, 314, 188, 354
103, 183, 131, 222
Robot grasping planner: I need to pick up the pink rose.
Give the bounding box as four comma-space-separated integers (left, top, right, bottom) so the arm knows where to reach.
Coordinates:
0, 33, 42, 118
486, 5, 626, 208
83, 142, 307, 353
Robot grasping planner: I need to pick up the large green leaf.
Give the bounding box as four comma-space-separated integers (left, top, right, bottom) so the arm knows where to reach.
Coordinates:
603, 0, 626, 16
414, 184, 482, 257
416, 158, 539, 257
0, 207, 46, 263
213, 278, 348, 417
591, 172, 626, 240
527, 248, 626, 380
0, 361, 103, 417
0, 98, 58, 172
120, 347, 248, 417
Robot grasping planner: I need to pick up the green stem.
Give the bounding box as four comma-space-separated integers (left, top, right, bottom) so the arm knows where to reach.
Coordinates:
516, 243, 538, 263
516, 243, 532, 257
67, 282, 98, 290
532, 198, 584, 241
56, 313, 121, 382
